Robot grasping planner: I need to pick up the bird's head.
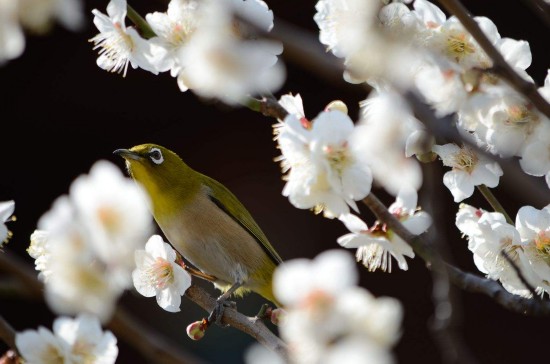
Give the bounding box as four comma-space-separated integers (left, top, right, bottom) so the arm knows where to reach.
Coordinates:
114, 144, 197, 201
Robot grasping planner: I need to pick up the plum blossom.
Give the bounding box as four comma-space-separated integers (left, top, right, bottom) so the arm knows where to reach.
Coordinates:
0, 200, 15, 246
31, 160, 152, 322
16, 314, 118, 364
432, 143, 503, 202
276, 100, 373, 218
268, 250, 402, 364
90, 0, 160, 77
337, 187, 431, 272
132, 235, 192, 312
356, 88, 424, 195
456, 204, 537, 297
177, 0, 284, 104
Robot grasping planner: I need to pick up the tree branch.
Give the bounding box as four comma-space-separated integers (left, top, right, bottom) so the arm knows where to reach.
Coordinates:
0, 251, 286, 362
518, 0, 550, 30
362, 193, 550, 316
436, 0, 550, 119
184, 285, 288, 358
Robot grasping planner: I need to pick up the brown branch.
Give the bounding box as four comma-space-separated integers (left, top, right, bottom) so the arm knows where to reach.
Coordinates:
362, 193, 550, 316
184, 285, 288, 359
0, 251, 285, 362
437, 0, 550, 119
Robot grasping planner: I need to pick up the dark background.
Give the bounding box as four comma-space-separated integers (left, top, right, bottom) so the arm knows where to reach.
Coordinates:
1, 0, 548, 363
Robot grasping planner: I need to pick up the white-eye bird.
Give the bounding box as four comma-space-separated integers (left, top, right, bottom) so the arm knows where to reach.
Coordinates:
114, 144, 282, 321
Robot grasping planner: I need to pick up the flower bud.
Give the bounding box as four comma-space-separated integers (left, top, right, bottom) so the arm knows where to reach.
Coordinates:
186, 319, 208, 340
270, 308, 286, 326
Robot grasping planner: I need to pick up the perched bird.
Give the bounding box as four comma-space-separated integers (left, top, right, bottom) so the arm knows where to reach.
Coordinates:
114, 144, 282, 321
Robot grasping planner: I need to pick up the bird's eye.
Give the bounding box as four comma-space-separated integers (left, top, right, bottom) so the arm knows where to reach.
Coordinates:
149, 148, 164, 165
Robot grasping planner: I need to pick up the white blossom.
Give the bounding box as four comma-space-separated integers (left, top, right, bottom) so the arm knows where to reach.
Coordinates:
132, 235, 192, 312
276, 102, 373, 218
175, 0, 284, 103
338, 187, 431, 272
0, 0, 25, 64
16, 314, 118, 364
17, 0, 83, 33
432, 143, 503, 202
456, 204, 542, 297
32, 160, 153, 322
272, 250, 402, 364
0, 200, 14, 246
356, 88, 423, 195
90, 0, 160, 77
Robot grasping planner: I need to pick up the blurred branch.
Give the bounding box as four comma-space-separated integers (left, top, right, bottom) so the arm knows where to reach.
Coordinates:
518, 0, 550, 29
421, 163, 477, 364
0, 316, 16, 356
437, 0, 550, 119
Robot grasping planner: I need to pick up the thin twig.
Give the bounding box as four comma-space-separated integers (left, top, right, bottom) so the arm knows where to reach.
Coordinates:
476, 185, 514, 225
500, 250, 540, 299
127, 4, 157, 39
437, 0, 550, 119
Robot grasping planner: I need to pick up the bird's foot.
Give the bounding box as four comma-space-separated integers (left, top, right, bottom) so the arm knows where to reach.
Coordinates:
207, 298, 237, 327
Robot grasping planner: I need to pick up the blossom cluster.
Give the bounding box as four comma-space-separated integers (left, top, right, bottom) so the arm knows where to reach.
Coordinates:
28, 161, 153, 322
246, 250, 403, 364
90, 0, 284, 104
275, 94, 432, 272
0, 0, 83, 64
315, 0, 550, 191
457, 203, 550, 297
15, 314, 118, 364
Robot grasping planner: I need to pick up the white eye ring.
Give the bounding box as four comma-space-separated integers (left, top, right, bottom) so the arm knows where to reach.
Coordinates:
149, 148, 164, 165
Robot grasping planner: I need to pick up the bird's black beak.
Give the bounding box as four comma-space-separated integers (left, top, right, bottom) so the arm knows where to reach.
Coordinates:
113, 149, 143, 161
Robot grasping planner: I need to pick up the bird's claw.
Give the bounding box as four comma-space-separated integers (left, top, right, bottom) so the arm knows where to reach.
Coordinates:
207, 299, 236, 327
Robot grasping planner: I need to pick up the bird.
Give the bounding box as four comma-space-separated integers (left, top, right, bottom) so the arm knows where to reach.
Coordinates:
114, 143, 282, 322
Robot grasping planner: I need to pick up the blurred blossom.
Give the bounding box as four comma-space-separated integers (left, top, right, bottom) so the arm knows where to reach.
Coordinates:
432, 143, 503, 202
132, 235, 192, 312
0, 200, 15, 246
266, 250, 402, 364
356, 88, 423, 196
0, 1, 25, 64
0, 0, 83, 64
16, 314, 118, 364
176, 0, 284, 104
338, 187, 431, 272
31, 160, 152, 322
276, 99, 373, 219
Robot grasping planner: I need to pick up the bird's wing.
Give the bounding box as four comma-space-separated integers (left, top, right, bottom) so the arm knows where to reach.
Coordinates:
201, 174, 283, 265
